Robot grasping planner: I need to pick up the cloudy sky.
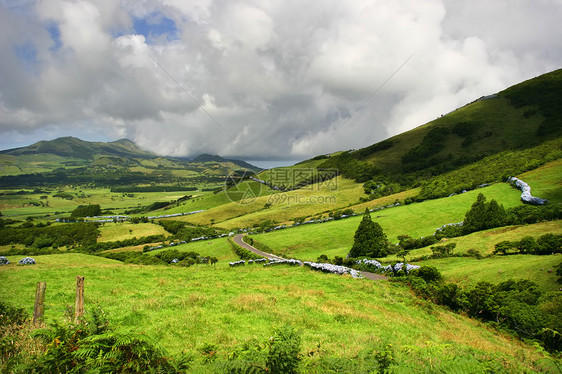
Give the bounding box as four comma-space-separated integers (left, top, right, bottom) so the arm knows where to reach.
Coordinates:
0, 0, 561, 163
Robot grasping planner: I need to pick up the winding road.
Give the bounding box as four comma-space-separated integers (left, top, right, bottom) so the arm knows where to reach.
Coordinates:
233, 234, 387, 281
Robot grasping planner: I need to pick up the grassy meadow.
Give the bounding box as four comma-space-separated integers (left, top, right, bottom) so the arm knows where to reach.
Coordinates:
424, 254, 562, 292
249, 182, 525, 261
0, 253, 559, 372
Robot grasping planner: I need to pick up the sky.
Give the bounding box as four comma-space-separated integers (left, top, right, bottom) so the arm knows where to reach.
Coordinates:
0, 0, 561, 163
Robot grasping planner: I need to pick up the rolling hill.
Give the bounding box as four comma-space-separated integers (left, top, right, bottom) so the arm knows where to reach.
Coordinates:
1, 70, 561, 372
0, 137, 261, 187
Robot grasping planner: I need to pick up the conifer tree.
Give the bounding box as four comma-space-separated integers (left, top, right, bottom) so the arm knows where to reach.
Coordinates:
485, 199, 507, 228
463, 193, 507, 234
462, 193, 488, 234
348, 208, 388, 258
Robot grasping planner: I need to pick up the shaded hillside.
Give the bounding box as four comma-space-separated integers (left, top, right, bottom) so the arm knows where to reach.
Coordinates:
320, 69, 562, 183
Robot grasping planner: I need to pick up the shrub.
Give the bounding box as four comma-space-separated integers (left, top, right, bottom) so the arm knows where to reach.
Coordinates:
24, 308, 178, 373
410, 266, 443, 283
266, 326, 302, 374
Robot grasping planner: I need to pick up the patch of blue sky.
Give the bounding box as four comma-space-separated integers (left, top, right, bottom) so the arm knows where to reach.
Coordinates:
45, 22, 62, 51
133, 12, 179, 43
14, 42, 38, 74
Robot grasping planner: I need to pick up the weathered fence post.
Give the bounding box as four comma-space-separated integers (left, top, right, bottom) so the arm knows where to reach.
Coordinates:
75, 276, 85, 323
33, 281, 47, 326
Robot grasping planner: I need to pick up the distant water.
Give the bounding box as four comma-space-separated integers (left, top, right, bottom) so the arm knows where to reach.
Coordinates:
245, 160, 301, 169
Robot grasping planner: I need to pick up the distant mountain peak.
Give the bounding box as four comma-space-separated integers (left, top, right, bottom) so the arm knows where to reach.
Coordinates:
0, 136, 156, 159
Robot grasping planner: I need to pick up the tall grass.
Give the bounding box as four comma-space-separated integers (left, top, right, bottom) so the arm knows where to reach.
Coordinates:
0, 253, 557, 372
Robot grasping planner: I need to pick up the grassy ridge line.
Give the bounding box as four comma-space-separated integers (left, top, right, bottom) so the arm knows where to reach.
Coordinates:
0, 254, 556, 371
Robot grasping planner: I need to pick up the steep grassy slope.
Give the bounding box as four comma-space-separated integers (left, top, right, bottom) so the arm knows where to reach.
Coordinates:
0, 254, 558, 372
318, 69, 562, 183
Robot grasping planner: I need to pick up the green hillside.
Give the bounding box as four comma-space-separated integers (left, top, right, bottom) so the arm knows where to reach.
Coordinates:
1, 70, 561, 372
0, 254, 558, 372
319, 69, 562, 184
0, 137, 262, 187
0, 136, 155, 160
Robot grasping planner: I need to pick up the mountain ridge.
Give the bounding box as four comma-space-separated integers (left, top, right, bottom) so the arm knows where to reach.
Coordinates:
0, 136, 261, 173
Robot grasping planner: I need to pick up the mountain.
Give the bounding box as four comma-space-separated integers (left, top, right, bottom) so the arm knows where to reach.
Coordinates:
192, 154, 262, 172
0, 136, 156, 160
319, 69, 562, 182
0, 137, 261, 187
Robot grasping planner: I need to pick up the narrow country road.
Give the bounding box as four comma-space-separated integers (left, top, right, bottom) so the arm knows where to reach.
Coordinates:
233, 234, 285, 260
233, 234, 387, 281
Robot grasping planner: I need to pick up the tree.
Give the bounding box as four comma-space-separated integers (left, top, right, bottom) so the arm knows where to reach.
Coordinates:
462, 193, 488, 233
463, 194, 507, 234
486, 199, 507, 228
348, 208, 388, 258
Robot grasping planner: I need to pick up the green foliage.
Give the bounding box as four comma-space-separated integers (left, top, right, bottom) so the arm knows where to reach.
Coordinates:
462, 193, 506, 234
409, 266, 443, 283
506, 204, 562, 225
401, 127, 451, 170
397, 234, 438, 251
502, 68, 562, 137
99, 251, 167, 265
417, 138, 562, 200
429, 243, 457, 258
402, 273, 562, 352
111, 186, 198, 193
25, 308, 178, 373
494, 233, 562, 255
70, 204, 102, 218
53, 191, 74, 200
0, 222, 99, 250
363, 180, 404, 199
158, 220, 219, 242
349, 209, 388, 258
318, 151, 378, 183
147, 201, 170, 211
265, 326, 302, 374
0, 301, 28, 326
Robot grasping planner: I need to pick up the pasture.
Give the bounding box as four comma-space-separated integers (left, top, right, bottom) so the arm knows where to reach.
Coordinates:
0, 253, 557, 372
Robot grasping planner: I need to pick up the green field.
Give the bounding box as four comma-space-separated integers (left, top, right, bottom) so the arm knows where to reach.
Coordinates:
250, 182, 525, 261
0, 253, 558, 372
422, 254, 561, 292
385, 221, 562, 261
97, 222, 171, 242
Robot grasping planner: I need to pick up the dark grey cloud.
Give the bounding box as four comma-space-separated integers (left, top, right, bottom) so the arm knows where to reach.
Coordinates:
0, 0, 560, 159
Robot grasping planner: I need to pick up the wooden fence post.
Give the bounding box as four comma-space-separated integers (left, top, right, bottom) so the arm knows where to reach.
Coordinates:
75, 276, 85, 323
33, 281, 47, 326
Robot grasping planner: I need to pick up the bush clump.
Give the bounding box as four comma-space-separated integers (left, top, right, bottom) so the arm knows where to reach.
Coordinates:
400, 270, 561, 352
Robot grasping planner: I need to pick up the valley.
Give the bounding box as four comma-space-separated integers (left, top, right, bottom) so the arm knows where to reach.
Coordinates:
1, 70, 561, 373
